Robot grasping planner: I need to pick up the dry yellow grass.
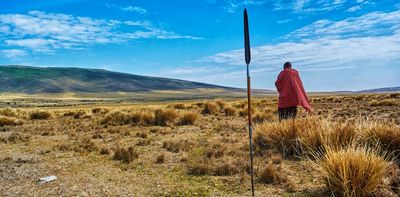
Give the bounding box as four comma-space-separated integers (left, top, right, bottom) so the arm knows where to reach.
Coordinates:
312, 146, 390, 197
1, 94, 399, 196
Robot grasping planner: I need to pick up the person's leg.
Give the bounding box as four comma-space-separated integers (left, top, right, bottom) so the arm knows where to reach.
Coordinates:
278, 108, 284, 121
286, 106, 297, 119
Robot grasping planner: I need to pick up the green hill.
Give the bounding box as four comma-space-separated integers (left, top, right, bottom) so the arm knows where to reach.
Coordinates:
0, 65, 238, 94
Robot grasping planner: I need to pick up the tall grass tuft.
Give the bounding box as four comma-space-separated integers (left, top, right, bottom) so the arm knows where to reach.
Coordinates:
202, 102, 219, 115
312, 146, 389, 197
179, 112, 200, 125
29, 111, 51, 120
154, 109, 178, 126
113, 146, 139, 163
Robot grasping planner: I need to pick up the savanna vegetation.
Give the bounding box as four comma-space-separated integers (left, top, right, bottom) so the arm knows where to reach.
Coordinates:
0, 93, 399, 196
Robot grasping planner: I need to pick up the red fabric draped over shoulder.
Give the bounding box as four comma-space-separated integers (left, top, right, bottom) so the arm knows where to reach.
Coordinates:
275, 68, 311, 112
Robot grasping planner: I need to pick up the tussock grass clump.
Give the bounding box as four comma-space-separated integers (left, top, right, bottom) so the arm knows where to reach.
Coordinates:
162, 139, 194, 153
313, 146, 389, 197
113, 146, 138, 163
29, 111, 51, 120
0, 108, 17, 117
100, 111, 145, 125
171, 103, 185, 109
154, 109, 178, 126
1, 132, 30, 143
179, 112, 200, 125
361, 121, 400, 158
201, 102, 219, 115
258, 164, 287, 185
254, 119, 301, 157
215, 100, 225, 109
224, 106, 236, 116
0, 116, 21, 127
156, 153, 165, 163
369, 99, 399, 107
252, 112, 274, 123
141, 111, 155, 125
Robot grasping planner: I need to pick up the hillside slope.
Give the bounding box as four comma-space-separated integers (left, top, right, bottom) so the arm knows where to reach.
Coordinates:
0, 65, 237, 94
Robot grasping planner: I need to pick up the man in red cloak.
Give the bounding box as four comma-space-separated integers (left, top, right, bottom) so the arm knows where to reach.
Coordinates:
275, 62, 312, 120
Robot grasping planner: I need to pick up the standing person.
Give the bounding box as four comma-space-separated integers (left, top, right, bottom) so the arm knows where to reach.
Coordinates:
275, 62, 312, 120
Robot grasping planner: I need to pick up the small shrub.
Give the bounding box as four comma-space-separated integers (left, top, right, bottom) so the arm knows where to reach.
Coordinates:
313, 146, 389, 197
179, 112, 200, 125
201, 102, 219, 115
163, 139, 194, 153
224, 107, 236, 116
213, 162, 239, 176
73, 111, 86, 119
29, 111, 51, 120
113, 146, 139, 163
154, 109, 178, 126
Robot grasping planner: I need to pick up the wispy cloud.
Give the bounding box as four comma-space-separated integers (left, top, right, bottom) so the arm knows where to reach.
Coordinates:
203, 9, 400, 76
274, 0, 347, 13
1, 49, 27, 58
0, 10, 201, 53
105, 3, 147, 14
222, 0, 267, 13
284, 10, 400, 40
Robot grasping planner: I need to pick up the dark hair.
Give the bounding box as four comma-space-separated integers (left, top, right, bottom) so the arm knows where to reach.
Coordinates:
284, 62, 292, 69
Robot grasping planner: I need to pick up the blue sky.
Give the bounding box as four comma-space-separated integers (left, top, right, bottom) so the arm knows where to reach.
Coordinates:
0, 0, 399, 91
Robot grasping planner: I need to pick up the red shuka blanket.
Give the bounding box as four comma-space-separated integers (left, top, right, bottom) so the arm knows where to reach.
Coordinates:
275, 68, 311, 112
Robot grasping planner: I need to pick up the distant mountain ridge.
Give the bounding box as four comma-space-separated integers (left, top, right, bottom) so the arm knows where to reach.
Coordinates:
0, 65, 238, 94
358, 87, 400, 93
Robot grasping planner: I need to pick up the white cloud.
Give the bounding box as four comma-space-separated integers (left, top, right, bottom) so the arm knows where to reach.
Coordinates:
222, 0, 267, 13
120, 6, 147, 14
346, 5, 361, 12
203, 9, 400, 77
284, 10, 400, 40
0, 10, 201, 53
274, 0, 347, 13
1, 49, 27, 58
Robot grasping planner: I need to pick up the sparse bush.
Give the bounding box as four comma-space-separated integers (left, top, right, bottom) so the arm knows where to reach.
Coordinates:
75, 138, 98, 152
213, 162, 239, 176
3, 132, 30, 143
113, 146, 138, 163
154, 109, 178, 126
313, 146, 389, 197
201, 102, 219, 115
73, 111, 86, 119
29, 111, 51, 120
179, 112, 200, 125
224, 107, 236, 116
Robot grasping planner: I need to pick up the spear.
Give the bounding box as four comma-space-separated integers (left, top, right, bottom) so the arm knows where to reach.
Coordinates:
244, 8, 255, 197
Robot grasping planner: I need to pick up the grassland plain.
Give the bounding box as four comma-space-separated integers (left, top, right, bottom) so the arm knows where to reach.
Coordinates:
0, 93, 399, 196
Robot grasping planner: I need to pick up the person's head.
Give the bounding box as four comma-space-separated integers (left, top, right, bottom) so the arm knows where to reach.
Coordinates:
284, 62, 292, 69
